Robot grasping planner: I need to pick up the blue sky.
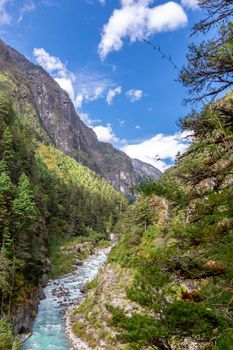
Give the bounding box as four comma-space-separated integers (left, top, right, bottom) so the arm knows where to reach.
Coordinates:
0, 0, 202, 170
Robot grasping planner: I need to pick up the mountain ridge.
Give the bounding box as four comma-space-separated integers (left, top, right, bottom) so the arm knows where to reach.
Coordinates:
0, 38, 160, 194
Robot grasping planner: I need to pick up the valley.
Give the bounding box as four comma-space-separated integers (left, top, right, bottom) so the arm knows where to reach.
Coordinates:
0, 1, 233, 349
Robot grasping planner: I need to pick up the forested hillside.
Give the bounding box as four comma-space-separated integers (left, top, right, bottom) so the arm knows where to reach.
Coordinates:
71, 85, 233, 350
0, 94, 125, 349
70, 1, 233, 349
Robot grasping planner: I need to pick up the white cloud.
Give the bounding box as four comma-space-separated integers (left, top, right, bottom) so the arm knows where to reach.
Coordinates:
79, 112, 101, 127
92, 124, 191, 170
33, 48, 66, 72
75, 94, 84, 109
78, 107, 191, 171
106, 86, 122, 105
98, 0, 187, 59
18, 1, 36, 23
181, 0, 199, 9
33, 48, 76, 104
74, 71, 114, 108
122, 131, 191, 171
126, 89, 143, 102
55, 77, 75, 101
99, 0, 106, 5
33, 48, 114, 109
135, 125, 141, 129
79, 112, 93, 126
0, 0, 11, 25
93, 123, 120, 143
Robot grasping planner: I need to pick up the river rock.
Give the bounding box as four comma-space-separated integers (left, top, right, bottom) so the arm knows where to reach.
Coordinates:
75, 259, 83, 266
80, 283, 86, 293
52, 286, 70, 297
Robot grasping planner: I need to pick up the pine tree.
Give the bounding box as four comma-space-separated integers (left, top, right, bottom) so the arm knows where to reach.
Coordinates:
12, 173, 38, 272
2, 127, 15, 175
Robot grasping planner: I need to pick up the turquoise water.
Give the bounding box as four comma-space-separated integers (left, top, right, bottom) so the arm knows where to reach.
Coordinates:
22, 249, 109, 350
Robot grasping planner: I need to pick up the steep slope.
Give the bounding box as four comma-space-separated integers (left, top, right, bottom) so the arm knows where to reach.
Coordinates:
0, 39, 160, 194
132, 158, 162, 181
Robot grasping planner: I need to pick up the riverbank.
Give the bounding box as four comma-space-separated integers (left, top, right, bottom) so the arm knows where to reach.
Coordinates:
48, 233, 110, 280
65, 306, 92, 350
65, 262, 142, 350
22, 248, 110, 350
64, 248, 113, 350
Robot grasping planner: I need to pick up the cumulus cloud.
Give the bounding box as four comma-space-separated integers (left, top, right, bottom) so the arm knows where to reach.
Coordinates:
0, 0, 12, 25
33, 48, 115, 109
55, 77, 75, 101
33, 48, 76, 103
93, 123, 120, 143
18, 1, 36, 23
79, 109, 191, 171
33, 48, 66, 72
122, 131, 192, 171
126, 89, 143, 102
106, 86, 122, 105
181, 0, 199, 9
98, 0, 187, 59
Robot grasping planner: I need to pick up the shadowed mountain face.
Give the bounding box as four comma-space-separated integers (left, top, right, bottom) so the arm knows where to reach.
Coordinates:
0, 39, 160, 194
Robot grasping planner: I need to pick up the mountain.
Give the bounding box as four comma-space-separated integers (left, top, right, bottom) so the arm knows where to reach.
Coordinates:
0, 39, 160, 194
132, 158, 162, 181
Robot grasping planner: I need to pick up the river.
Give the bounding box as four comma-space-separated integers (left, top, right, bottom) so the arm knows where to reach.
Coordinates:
22, 248, 109, 350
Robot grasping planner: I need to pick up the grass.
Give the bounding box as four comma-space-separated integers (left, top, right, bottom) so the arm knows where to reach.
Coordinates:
48, 232, 110, 279
48, 237, 79, 279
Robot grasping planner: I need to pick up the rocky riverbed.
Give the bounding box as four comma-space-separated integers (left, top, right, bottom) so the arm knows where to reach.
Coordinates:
22, 248, 110, 350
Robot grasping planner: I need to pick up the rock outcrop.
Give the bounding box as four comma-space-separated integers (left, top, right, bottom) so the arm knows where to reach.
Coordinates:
12, 285, 44, 335
132, 158, 162, 181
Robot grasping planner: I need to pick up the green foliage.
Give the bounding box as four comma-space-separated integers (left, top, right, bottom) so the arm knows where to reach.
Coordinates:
84, 277, 98, 291
0, 95, 124, 329
0, 319, 20, 350
138, 174, 187, 208
107, 305, 170, 350
36, 143, 125, 236
107, 94, 233, 349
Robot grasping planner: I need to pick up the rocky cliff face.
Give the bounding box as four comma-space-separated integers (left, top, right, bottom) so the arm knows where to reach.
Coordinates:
0, 39, 160, 193
132, 158, 162, 181
12, 285, 44, 335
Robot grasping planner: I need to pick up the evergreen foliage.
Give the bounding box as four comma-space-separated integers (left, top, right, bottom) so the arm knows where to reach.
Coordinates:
108, 93, 233, 349
0, 94, 124, 343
